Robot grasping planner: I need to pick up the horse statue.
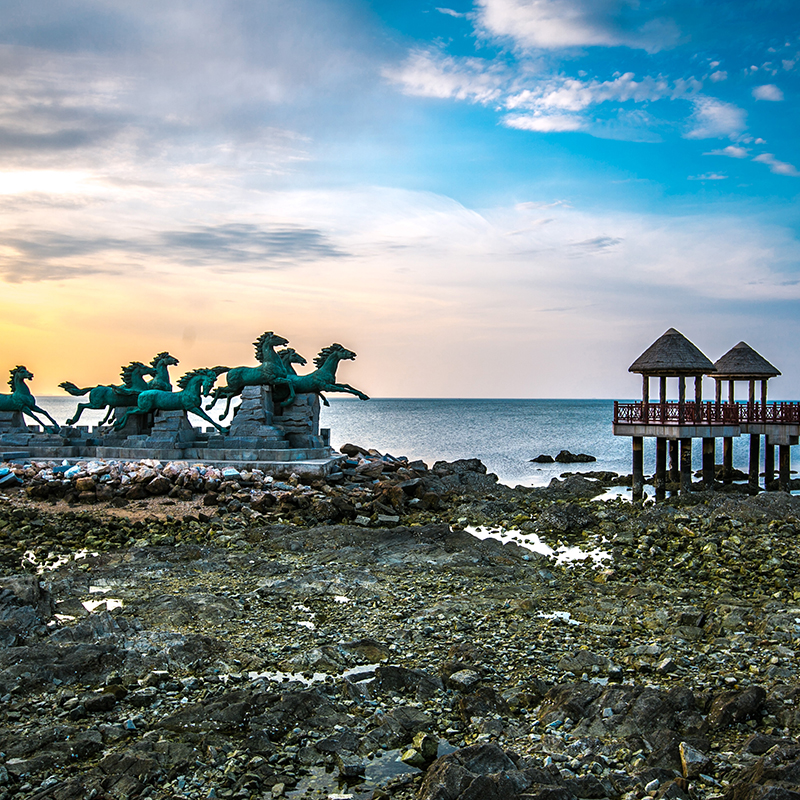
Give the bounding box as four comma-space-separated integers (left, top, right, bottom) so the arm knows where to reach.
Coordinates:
271, 343, 369, 407
60, 352, 180, 426
0, 366, 61, 433
208, 331, 296, 419
277, 347, 307, 374
114, 367, 229, 434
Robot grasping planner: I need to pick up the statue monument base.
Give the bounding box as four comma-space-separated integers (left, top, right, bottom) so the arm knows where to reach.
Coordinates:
3, 389, 341, 476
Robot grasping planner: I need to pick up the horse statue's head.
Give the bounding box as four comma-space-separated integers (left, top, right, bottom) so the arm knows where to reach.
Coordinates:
151, 352, 179, 368
177, 367, 221, 396
313, 344, 356, 368
8, 365, 33, 388
278, 347, 307, 367
253, 331, 290, 362
120, 361, 153, 386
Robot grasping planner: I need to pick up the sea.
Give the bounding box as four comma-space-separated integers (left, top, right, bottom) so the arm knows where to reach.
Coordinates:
36, 396, 775, 488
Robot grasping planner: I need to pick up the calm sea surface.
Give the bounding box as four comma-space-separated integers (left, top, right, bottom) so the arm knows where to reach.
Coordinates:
39, 396, 769, 487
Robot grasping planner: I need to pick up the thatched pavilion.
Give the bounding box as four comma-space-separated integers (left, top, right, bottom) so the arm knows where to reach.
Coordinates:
621, 328, 719, 499
713, 342, 781, 488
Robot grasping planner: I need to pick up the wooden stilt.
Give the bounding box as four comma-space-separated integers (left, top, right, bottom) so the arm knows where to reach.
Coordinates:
749, 434, 760, 492
723, 437, 733, 483
703, 438, 715, 488
669, 439, 679, 484
680, 437, 692, 493
632, 437, 644, 501
655, 438, 666, 502
765, 442, 775, 488
779, 445, 791, 492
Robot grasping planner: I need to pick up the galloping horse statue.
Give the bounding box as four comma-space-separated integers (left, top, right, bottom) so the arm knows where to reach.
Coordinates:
60, 352, 179, 426
0, 366, 61, 433
271, 344, 370, 407
114, 367, 229, 434
277, 347, 307, 374
209, 331, 296, 419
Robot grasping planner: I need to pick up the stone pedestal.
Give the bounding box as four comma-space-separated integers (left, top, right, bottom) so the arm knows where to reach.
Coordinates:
0, 411, 25, 433
107, 409, 154, 439
228, 386, 285, 443
145, 410, 197, 447
272, 392, 326, 449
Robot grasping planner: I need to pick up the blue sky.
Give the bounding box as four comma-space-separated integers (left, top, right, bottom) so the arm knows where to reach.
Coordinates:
0, 0, 798, 398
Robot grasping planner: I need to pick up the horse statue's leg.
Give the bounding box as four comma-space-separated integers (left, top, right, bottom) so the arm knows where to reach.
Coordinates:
100, 405, 116, 425
190, 405, 229, 435
28, 403, 61, 432
276, 378, 297, 408
324, 383, 370, 401
66, 403, 91, 426
113, 407, 140, 430
318, 392, 330, 407
22, 408, 60, 433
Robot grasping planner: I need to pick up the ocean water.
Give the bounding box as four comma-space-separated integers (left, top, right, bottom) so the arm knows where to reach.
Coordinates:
35, 396, 782, 487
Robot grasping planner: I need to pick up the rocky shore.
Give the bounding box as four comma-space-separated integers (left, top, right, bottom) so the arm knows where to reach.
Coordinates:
1, 449, 800, 800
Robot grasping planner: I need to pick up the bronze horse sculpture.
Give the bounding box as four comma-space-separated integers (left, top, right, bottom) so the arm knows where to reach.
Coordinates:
60, 352, 179, 426
209, 331, 296, 419
114, 367, 229, 434
271, 344, 369, 407
0, 366, 61, 433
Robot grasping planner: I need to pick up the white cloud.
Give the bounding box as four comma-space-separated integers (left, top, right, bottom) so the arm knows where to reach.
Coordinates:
505, 72, 673, 112
709, 70, 727, 82
752, 84, 784, 101
475, 0, 680, 53
503, 113, 584, 131
688, 173, 727, 180
436, 7, 465, 17
704, 145, 749, 158
684, 97, 746, 139
382, 48, 506, 103
753, 153, 800, 176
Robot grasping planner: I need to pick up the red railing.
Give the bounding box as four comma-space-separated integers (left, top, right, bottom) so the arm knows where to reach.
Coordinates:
614, 401, 800, 426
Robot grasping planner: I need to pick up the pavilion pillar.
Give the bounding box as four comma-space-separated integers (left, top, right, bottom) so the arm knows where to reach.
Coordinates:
659, 376, 667, 423
680, 437, 692, 493
761, 379, 768, 421
703, 438, 715, 488
724, 379, 735, 483
765, 442, 776, 488
779, 445, 791, 492
632, 437, 644, 501
678, 377, 686, 423
669, 439, 679, 483
642, 375, 649, 423
749, 434, 760, 492
723, 438, 733, 484
695, 375, 703, 422
655, 438, 667, 502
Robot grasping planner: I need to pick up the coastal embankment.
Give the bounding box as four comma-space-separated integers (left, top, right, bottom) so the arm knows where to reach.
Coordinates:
1, 450, 800, 799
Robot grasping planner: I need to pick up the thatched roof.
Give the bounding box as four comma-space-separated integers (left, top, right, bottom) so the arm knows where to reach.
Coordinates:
629, 328, 716, 376
713, 342, 780, 380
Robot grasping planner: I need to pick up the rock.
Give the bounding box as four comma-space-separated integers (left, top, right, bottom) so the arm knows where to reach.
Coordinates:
554, 450, 597, 463
530, 454, 555, 463
679, 741, 710, 778
708, 687, 766, 728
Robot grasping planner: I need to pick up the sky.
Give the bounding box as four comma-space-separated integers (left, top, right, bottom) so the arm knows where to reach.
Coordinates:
1, 0, 799, 399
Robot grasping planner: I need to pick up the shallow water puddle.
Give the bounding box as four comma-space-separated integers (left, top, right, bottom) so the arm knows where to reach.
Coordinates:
465, 525, 611, 566
24, 547, 100, 574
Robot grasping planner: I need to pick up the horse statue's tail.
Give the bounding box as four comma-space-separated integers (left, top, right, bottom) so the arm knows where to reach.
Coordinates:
59, 381, 89, 396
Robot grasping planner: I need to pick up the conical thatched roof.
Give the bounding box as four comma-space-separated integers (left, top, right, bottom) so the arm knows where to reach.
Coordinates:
713, 341, 780, 379
629, 328, 716, 376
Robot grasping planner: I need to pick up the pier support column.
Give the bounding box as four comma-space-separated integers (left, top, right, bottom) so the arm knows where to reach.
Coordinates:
632, 437, 644, 502
749, 434, 761, 492
669, 440, 679, 484
655, 438, 666, 502
765, 442, 776, 488
723, 437, 733, 484
680, 437, 692, 494
703, 438, 715, 488
779, 445, 791, 492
